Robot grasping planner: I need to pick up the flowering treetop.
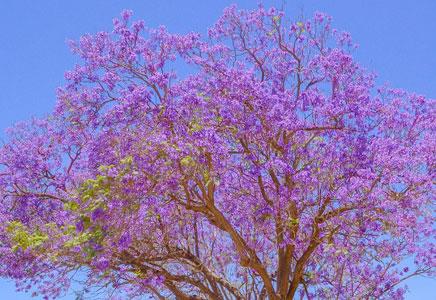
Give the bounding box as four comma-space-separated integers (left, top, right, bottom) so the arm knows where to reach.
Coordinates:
0, 5, 434, 300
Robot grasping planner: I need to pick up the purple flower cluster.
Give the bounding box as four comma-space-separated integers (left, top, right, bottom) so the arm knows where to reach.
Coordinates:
0, 5, 434, 300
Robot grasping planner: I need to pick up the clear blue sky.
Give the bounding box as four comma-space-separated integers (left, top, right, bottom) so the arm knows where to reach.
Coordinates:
0, 1, 434, 299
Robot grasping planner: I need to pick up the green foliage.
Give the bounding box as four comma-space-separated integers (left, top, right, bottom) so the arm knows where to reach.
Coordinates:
120, 155, 133, 166
6, 221, 48, 252
79, 157, 133, 204
287, 218, 299, 228
180, 155, 195, 167
63, 219, 106, 254
188, 119, 204, 133
64, 232, 92, 248
62, 157, 138, 250
64, 201, 79, 211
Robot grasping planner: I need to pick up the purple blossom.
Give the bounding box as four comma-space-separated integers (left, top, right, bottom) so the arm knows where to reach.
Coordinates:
91, 207, 105, 221
0, 6, 433, 300
118, 232, 131, 250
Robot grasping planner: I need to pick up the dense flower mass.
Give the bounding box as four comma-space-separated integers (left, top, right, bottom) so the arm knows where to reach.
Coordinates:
0, 5, 434, 300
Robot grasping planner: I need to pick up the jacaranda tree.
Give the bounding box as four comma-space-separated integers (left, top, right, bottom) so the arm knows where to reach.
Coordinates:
0, 5, 434, 300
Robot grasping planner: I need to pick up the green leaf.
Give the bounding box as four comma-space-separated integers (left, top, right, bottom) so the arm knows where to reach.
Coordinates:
64, 201, 79, 212
6, 221, 48, 252
120, 155, 134, 165
180, 155, 195, 167
64, 232, 92, 248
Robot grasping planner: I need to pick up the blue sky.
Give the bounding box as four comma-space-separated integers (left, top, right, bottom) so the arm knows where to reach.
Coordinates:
0, 0, 434, 299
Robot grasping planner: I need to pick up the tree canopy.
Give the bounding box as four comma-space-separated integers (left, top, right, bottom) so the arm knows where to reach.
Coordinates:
0, 5, 434, 300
